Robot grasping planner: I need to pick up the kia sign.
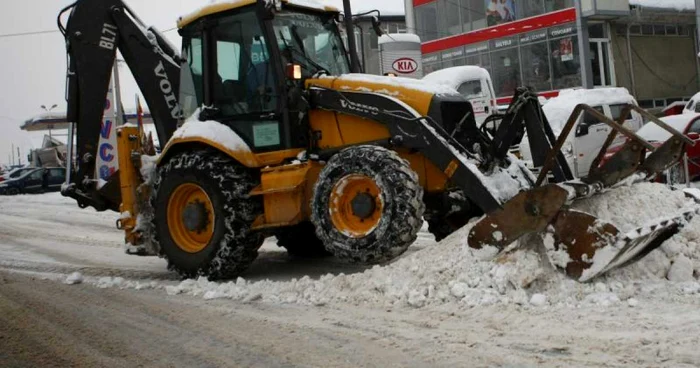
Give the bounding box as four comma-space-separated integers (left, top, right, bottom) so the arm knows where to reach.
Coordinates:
392, 58, 418, 74
379, 34, 423, 79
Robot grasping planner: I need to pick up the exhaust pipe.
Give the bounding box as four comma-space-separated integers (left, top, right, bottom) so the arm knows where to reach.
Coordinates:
343, 0, 361, 73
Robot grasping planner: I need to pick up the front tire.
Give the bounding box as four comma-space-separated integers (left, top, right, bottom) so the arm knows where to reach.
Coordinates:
150, 150, 263, 280
311, 146, 425, 264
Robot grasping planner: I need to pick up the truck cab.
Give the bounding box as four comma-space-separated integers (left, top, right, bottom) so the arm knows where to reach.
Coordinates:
423, 66, 497, 126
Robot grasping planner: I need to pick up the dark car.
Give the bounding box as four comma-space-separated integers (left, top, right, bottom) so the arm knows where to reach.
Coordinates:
0, 167, 36, 183
0, 168, 66, 195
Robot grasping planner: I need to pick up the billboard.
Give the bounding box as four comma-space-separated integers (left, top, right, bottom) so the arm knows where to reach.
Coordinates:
486, 0, 517, 27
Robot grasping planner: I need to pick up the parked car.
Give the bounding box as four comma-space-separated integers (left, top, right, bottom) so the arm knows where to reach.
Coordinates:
518, 88, 644, 178
423, 66, 498, 126
0, 167, 35, 183
0, 167, 66, 195
683, 92, 700, 114
601, 113, 700, 183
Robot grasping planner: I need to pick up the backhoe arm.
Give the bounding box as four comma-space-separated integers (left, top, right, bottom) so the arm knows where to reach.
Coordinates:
59, 0, 182, 211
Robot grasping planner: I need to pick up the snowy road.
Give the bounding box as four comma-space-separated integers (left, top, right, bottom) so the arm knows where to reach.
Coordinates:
1, 193, 700, 367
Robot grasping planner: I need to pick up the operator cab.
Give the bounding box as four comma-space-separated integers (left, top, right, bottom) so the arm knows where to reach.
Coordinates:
177, 1, 350, 153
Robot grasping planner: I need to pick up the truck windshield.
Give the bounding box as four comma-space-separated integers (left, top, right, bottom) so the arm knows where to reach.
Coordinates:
272, 11, 349, 77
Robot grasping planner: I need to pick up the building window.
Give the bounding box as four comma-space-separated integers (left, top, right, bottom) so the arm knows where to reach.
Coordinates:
486, 0, 517, 27
490, 36, 521, 96
545, 0, 574, 12
549, 34, 581, 89
521, 41, 552, 92
415, 3, 438, 41
462, 0, 486, 31
438, 0, 462, 36
520, 0, 545, 19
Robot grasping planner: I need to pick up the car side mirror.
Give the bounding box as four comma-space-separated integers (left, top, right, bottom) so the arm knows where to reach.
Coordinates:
576, 124, 590, 137
688, 132, 700, 141
371, 16, 383, 37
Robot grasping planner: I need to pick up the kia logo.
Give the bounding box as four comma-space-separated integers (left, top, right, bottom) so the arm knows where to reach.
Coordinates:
392, 58, 418, 74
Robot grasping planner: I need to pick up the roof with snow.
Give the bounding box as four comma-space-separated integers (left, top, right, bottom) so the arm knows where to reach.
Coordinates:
179, 0, 340, 28
21, 110, 154, 132
629, 0, 695, 11
542, 88, 637, 134
422, 66, 491, 90
637, 113, 700, 142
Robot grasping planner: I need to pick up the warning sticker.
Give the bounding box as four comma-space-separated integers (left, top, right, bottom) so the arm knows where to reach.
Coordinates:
253, 122, 280, 147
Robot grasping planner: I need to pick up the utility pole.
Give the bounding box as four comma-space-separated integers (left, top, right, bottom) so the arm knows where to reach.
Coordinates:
11, 144, 15, 166
17, 146, 21, 165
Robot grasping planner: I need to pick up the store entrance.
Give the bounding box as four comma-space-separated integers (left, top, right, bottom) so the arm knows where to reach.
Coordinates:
588, 24, 615, 88
590, 40, 614, 87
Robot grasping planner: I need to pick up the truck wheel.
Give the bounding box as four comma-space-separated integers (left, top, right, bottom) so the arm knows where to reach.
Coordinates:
311, 145, 425, 264
150, 150, 263, 280
275, 222, 331, 258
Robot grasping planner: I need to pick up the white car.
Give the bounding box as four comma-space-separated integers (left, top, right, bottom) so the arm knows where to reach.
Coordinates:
683, 92, 700, 114
519, 88, 644, 178
423, 66, 498, 126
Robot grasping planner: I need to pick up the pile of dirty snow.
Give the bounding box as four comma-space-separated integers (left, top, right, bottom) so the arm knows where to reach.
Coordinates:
159, 182, 700, 309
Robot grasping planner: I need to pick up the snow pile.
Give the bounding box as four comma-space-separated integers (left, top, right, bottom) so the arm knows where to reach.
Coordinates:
159, 183, 699, 309
630, 0, 695, 11
64, 272, 84, 285
542, 87, 636, 135
169, 109, 252, 153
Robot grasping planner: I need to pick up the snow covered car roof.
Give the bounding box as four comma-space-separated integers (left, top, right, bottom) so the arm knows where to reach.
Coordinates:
542, 88, 636, 134
637, 113, 700, 142
422, 66, 491, 90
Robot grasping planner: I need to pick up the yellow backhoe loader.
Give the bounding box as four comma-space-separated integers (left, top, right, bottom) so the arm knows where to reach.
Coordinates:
58, 0, 699, 281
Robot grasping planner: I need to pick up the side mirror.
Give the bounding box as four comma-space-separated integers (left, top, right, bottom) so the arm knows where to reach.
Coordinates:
576, 124, 590, 137
371, 16, 383, 37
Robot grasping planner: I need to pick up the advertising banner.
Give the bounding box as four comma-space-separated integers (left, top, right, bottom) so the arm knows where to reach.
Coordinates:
486, 0, 517, 27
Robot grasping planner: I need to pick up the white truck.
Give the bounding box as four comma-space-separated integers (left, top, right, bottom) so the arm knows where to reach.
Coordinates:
423, 66, 498, 126
519, 88, 644, 178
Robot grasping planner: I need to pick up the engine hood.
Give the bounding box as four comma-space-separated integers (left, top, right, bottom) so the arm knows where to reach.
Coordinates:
306, 74, 463, 117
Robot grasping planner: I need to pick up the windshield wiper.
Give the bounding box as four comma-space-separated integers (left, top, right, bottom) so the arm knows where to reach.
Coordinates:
281, 27, 329, 76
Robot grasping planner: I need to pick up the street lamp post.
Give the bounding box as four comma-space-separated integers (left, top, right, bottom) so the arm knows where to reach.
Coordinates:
40, 104, 58, 139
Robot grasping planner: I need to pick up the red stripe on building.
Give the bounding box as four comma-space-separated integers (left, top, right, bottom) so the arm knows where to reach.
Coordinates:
413, 0, 435, 6
496, 90, 561, 106
421, 8, 577, 54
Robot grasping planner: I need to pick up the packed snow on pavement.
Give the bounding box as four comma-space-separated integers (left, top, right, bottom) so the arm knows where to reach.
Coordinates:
1, 184, 700, 365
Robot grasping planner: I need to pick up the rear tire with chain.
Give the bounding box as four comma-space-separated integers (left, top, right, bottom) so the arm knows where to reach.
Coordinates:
150, 150, 263, 280
275, 222, 331, 258
311, 145, 425, 264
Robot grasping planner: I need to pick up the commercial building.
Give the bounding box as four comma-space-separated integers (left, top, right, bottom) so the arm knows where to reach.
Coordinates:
407, 0, 699, 107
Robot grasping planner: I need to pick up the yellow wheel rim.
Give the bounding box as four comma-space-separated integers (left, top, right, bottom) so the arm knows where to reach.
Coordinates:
329, 174, 384, 238
167, 183, 215, 253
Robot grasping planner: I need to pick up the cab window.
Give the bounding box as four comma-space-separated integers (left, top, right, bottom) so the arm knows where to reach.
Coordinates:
577, 106, 605, 137
688, 118, 700, 134
211, 10, 276, 117
610, 104, 633, 122
457, 80, 484, 99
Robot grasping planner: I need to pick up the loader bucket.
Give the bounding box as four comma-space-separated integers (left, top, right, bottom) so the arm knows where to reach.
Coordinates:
467, 102, 699, 282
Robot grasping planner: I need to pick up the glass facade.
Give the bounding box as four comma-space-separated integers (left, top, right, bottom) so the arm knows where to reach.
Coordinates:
414, 0, 574, 41
422, 22, 581, 97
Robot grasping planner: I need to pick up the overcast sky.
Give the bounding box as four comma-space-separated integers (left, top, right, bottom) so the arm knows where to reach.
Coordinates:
0, 0, 405, 166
